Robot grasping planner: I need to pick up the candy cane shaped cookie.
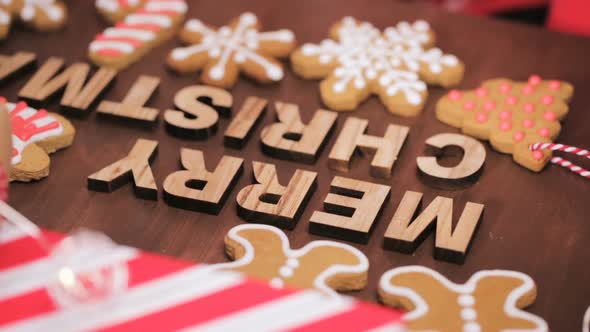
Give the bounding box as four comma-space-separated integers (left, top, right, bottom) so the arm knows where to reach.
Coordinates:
89, 0, 188, 70
2, 98, 75, 182
0, 0, 68, 40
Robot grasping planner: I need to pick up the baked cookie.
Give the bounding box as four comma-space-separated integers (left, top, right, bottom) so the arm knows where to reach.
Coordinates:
291, 17, 463, 117
436, 75, 573, 171
167, 12, 296, 89
379, 266, 548, 332
0, 104, 9, 201
95, 0, 145, 23
3, 99, 75, 182
212, 224, 368, 296
0, 0, 68, 40
89, 0, 188, 70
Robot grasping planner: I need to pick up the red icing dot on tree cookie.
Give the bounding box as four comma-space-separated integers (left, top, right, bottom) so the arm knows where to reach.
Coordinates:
448, 90, 462, 101
541, 95, 554, 105
475, 87, 488, 97
543, 111, 556, 121
538, 128, 550, 137
522, 85, 535, 95
475, 112, 488, 123
522, 119, 535, 128
505, 96, 518, 105
463, 101, 475, 111
528, 75, 542, 86
523, 103, 535, 113
533, 150, 544, 161
499, 121, 512, 131
483, 100, 496, 111
548, 80, 561, 90
513, 131, 525, 142
499, 110, 512, 120
499, 82, 511, 94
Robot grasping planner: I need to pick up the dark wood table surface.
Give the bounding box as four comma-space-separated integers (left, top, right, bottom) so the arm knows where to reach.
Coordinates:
3, 0, 589, 330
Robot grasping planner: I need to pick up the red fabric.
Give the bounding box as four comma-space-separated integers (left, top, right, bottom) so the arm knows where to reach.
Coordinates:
547, 0, 590, 36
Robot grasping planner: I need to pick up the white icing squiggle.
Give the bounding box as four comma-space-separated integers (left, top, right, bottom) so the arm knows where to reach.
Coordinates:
299, 17, 460, 105
169, 12, 294, 82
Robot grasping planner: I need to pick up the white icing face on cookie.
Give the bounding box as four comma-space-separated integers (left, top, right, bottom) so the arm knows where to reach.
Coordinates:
0, 0, 67, 39
167, 12, 296, 88
211, 224, 369, 296
5, 101, 64, 165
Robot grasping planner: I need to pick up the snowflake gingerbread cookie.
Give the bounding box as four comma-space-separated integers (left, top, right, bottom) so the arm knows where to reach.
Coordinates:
379, 266, 548, 332
89, 0, 188, 70
211, 224, 368, 296
436, 75, 574, 172
291, 17, 464, 117
167, 12, 296, 89
2, 99, 75, 182
0, 0, 67, 40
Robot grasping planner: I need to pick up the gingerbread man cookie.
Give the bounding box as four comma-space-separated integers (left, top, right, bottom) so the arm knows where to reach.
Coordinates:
212, 224, 368, 296
167, 12, 296, 89
89, 0, 188, 70
290, 17, 463, 117
436, 75, 573, 172
0, 0, 67, 39
378, 266, 548, 332
3, 99, 75, 182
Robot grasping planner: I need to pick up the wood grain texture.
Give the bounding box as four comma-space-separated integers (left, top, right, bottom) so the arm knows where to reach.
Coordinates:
236, 161, 317, 229
261, 102, 337, 163
328, 116, 409, 178
310, 176, 390, 243
3, 1, 590, 329
164, 85, 232, 139
163, 148, 243, 214
18, 57, 116, 112
97, 75, 160, 124
417, 133, 486, 188
224, 96, 268, 149
384, 191, 484, 263
87, 138, 159, 200
0, 51, 36, 84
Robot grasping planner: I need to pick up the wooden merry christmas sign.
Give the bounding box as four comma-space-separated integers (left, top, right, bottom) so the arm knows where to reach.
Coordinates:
2, 51, 487, 264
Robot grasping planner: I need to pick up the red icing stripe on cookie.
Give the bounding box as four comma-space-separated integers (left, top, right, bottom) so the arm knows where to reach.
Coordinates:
115, 22, 162, 32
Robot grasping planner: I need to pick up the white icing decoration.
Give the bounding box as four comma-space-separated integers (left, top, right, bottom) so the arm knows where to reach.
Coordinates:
169, 12, 295, 83
89, 40, 135, 53
144, 1, 187, 13
6, 102, 64, 165
279, 266, 293, 278
0, 9, 11, 25
379, 266, 549, 331
583, 306, 590, 332
298, 18, 460, 106
210, 224, 369, 297
460, 308, 477, 321
103, 27, 156, 41
126, 13, 171, 28
20, 6, 35, 21
17, 0, 64, 23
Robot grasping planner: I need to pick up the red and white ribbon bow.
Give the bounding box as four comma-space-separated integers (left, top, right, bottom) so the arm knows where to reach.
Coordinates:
530, 143, 590, 179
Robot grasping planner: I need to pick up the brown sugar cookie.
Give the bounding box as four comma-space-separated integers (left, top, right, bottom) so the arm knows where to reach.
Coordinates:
378, 266, 548, 332
0, 0, 67, 40
89, 0, 188, 70
211, 224, 369, 296
167, 12, 296, 89
4, 99, 75, 182
436, 75, 573, 172
291, 17, 464, 117
0, 105, 9, 201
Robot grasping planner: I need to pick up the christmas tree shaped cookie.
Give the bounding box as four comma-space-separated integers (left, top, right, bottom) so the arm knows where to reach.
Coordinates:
436, 75, 573, 171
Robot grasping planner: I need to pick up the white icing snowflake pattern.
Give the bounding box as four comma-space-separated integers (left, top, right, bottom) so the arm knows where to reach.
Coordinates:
167, 12, 296, 88
0, 0, 66, 39
292, 17, 463, 116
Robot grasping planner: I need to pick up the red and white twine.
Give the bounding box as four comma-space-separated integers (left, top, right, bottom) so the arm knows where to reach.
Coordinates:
530, 143, 590, 179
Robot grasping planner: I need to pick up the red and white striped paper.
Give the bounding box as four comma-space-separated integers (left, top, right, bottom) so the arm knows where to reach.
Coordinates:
0, 225, 405, 332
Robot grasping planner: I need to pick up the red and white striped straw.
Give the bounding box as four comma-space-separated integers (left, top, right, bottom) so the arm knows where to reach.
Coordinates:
530, 143, 590, 179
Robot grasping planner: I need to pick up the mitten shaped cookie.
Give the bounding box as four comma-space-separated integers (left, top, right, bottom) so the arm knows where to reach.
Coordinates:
89, 0, 188, 70
0, 0, 67, 39
4, 99, 75, 182
167, 12, 296, 89
212, 224, 368, 296
379, 266, 548, 332
291, 17, 464, 117
436, 75, 573, 171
